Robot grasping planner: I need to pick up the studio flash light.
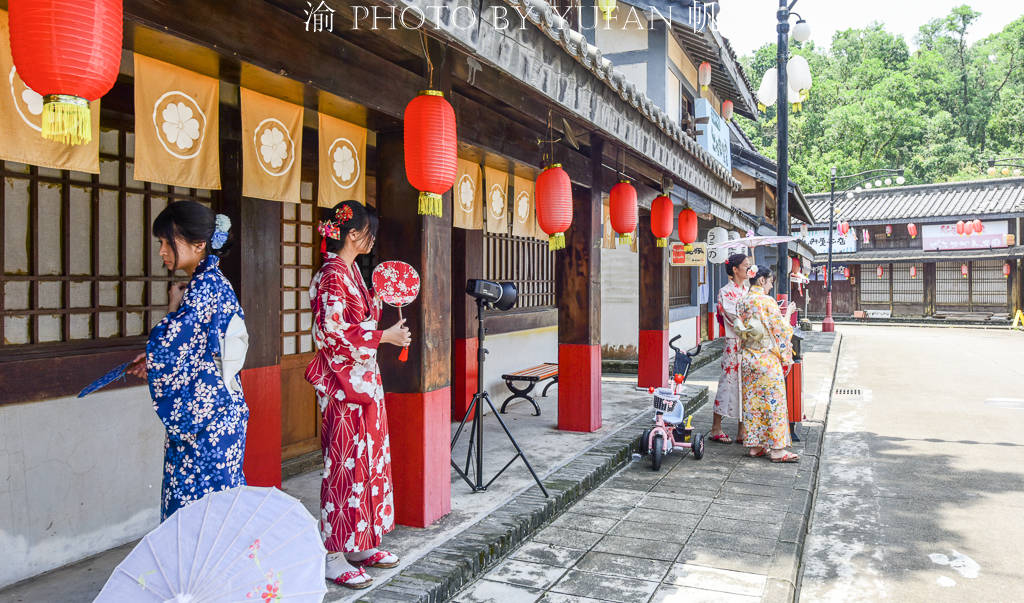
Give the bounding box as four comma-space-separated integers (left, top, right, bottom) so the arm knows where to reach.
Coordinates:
466, 279, 518, 311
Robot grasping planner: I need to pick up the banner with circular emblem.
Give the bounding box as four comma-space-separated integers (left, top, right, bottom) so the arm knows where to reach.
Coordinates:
511, 174, 535, 238
241, 88, 303, 204
483, 165, 509, 235
317, 112, 366, 207
133, 54, 220, 190
0, 10, 99, 173
453, 158, 482, 230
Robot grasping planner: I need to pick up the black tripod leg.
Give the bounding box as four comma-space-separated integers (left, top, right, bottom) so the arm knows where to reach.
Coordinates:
480, 394, 549, 497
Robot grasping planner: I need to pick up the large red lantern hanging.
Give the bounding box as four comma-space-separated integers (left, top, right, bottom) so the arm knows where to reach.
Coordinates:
974, 219, 984, 233
956, 220, 965, 235
404, 90, 457, 217
1004, 262, 1012, 278
907, 223, 918, 239
677, 208, 698, 251
910, 266, 918, 279
650, 195, 674, 248
609, 181, 638, 245
722, 100, 734, 120
535, 164, 572, 250
961, 264, 969, 278
698, 62, 712, 92
876, 265, 884, 279
8, 0, 123, 145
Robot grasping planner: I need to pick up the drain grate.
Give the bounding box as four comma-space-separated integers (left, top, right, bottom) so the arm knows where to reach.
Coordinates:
833, 387, 864, 401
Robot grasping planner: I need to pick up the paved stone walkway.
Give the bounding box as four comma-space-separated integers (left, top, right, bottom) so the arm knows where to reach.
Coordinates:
452, 334, 838, 603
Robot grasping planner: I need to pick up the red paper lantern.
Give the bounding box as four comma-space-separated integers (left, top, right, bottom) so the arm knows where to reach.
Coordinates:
907, 223, 917, 239
863, 229, 871, 245
910, 266, 917, 279
876, 265, 884, 279
885, 224, 893, 237
677, 208, 698, 251
843, 267, 851, 278
961, 264, 969, 278
698, 62, 712, 92
609, 181, 638, 245
536, 164, 572, 250
965, 221, 975, 235
838, 221, 850, 236
650, 195, 674, 248
722, 100, 734, 120
8, 0, 122, 145
974, 219, 984, 233
404, 90, 457, 217
1004, 262, 1012, 278
956, 220, 965, 235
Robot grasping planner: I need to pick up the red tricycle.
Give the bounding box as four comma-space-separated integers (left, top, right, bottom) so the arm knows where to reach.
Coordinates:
638, 340, 705, 471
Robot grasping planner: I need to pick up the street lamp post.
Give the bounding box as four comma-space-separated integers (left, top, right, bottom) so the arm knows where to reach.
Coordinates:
774, 1, 811, 298
821, 167, 905, 333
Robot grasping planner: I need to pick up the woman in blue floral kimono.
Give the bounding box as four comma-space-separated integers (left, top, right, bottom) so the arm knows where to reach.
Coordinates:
128, 201, 249, 520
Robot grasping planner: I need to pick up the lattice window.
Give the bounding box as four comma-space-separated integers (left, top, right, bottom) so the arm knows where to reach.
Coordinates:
859, 263, 890, 304
483, 232, 554, 310
892, 262, 923, 304
280, 181, 316, 355
669, 265, 692, 308
1, 126, 213, 350
936, 261, 969, 306
971, 260, 1008, 306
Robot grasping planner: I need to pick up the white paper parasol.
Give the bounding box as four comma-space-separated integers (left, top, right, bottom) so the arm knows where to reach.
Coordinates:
96, 486, 327, 603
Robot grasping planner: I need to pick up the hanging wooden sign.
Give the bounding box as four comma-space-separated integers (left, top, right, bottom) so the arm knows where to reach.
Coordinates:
669, 242, 707, 267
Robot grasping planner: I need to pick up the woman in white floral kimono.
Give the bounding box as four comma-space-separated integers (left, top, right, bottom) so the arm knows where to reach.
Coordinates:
710, 253, 750, 444
305, 201, 411, 589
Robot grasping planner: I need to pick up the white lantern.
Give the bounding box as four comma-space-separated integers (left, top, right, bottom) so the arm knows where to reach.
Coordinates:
896, 175, 906, 185
884, 177, 892, 186
787, 84, 802, 111
758, 67, 778, 109
874, 179, 882, 187
846, 191, 854, 199
787, 55, 812, 94
792, 19, 811, 43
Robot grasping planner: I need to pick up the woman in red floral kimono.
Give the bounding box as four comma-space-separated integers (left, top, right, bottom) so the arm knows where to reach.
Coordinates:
305, 201, 411, 589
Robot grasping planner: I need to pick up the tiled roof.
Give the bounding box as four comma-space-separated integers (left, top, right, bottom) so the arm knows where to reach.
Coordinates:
504, 0, 741, 190
811, 246, 1024, 264
805, 177, 1024, 226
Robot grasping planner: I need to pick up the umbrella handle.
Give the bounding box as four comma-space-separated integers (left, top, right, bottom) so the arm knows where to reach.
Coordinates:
398, 306, 408, 362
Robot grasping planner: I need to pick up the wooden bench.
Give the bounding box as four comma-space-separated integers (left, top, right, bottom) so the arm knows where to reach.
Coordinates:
499, 363, 558, 416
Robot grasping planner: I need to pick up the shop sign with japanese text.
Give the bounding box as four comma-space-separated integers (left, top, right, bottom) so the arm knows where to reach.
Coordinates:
922, 221, 1008, 251
806, 230, 856, 254
670, 242, 708, 266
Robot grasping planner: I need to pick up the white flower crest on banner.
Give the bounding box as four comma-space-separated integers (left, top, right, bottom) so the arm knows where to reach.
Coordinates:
152, 91, 208, 159
254, 117, 295, 176
329, 137, 360, 189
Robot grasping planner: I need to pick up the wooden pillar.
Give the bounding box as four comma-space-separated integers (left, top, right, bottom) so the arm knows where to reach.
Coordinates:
556, 137, 603, 432
924, 262, 937, 316
376, 130, 452, 527
217, 136, 283, 487
451, 228, 483, 421
638, 213, 669, 388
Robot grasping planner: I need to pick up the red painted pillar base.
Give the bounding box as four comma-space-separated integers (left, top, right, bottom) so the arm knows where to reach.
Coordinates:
240, 366, 282, 487
557, 343, 601, 432
385, 388, 452, 527
638, 329, 669, 388
452, 337, 478, 422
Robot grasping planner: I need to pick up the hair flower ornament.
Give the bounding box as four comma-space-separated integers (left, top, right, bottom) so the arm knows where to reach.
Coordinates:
317, 205, 355, 241
211, 214, 231, 249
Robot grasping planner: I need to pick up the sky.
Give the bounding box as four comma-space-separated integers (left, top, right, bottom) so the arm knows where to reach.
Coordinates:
715, 0, 1023, 58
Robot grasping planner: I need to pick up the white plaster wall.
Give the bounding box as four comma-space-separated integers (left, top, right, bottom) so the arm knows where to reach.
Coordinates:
0, 387, 164, 588
600, 246, 639, 358
479, 326, 558, 411
669, 316, 699, 353
595, 9, 648, 54
666, 68, 681, 124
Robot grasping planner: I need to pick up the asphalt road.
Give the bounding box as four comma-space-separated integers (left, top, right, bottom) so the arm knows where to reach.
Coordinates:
799, 325, 1024, 602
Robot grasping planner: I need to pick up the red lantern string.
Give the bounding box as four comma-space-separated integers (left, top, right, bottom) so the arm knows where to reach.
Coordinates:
956, 220, 965, 235
885, 224, 893, 237
678, 208, 698, 251
876, 265, 884, 279
536, 164, 572, 251
961, 264, 969, 278
910, 266, 917, 279
698, 61, 712, 92
609, 181, 638, 245
650, 195, 674, 248
722, 100, 734, 120
1004, 262, 1012, 278
8, 0, 122, 145
965, 221, 975, 235
907, 223, 917, 239
404, 90, 457, 217
974, 219, 984, 233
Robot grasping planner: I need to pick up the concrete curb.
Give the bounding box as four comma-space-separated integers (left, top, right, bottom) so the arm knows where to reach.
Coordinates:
358, 387, 711, 602
762, 333, 843, 603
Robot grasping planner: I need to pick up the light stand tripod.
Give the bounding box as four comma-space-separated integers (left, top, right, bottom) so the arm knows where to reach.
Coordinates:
450, 298, 549, 496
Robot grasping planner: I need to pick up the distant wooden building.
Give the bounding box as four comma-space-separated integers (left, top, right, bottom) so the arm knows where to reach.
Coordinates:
797, 178, 1024, 319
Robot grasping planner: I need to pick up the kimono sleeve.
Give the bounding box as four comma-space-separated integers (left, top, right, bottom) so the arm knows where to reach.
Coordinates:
762, 297, 794, 366
719, 286, 741, 321
318, 271, 384, 356
146, 276, 220, 438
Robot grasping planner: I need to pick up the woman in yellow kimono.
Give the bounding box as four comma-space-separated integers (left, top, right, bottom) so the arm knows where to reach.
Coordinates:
735, 267, 799, 463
